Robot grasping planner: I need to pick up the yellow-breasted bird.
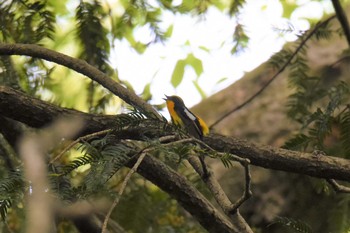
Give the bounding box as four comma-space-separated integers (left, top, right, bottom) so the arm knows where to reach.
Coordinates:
163, 95, 209, 139
163, 95, 210, 177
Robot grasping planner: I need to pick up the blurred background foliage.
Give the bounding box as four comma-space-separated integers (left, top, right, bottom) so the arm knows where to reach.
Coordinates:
1, 0, 350, 232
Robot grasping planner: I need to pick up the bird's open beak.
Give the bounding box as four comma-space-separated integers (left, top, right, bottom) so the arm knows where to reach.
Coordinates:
163, 95, 169, 101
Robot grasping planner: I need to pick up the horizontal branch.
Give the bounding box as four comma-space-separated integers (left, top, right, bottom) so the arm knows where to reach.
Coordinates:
204, 134, 350, 182
2, 85, 350, 182
0, 85, 115, 135
0, 43, 160, 118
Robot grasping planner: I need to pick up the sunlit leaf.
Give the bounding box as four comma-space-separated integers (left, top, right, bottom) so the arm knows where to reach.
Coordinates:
193, 80, 206, 99
171, 59, 186, 88
281, 1, 298, 19
186, 53, 203, 77
142, 83, 152, 101
199, 46, 210, 52
164, 24, 174, 38
216, 77, 228, 84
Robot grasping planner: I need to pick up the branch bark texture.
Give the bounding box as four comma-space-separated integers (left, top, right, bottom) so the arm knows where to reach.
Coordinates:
1, 85, 350, 183
204, 134, 350, 182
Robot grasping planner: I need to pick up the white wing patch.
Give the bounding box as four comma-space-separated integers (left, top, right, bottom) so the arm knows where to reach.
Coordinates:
184, 108, 196, 121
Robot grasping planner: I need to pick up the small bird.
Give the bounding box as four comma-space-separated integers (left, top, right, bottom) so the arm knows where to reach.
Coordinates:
163, 95, 209, 139
163, 95, 210, 177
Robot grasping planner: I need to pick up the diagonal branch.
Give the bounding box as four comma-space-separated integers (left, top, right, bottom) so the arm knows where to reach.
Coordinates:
187, 155, 252, 231
163, 137, 253, 217
0, 43, 161, 118
332, 0, 350, 46
210, 15, 336, 129
133, 154, 249, 233
327, 179, 350, 193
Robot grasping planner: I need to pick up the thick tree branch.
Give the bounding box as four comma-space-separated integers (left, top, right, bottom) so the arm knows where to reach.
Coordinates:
2, 85, 350, 182
132, 155, 245, 233
0, 85, 116, 135
204, 134, 350, 182
0, 43, 161, 118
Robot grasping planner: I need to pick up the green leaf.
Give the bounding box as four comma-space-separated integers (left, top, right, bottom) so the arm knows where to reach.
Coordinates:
193, 80, 206, 99
164, 24, 173, 38
281, 1, 298, 19
186, 53, 203, 77
216, 77, 228, 84
171, 59, 186, 88
141, 83, 152, 101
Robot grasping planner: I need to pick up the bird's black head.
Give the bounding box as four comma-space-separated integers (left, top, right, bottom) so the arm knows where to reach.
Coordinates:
163, 95, 185, 106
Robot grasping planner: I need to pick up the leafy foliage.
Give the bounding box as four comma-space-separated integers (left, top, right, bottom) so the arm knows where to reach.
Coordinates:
171, 52, 203, 88
270, 216, 313, 233
277, 15, 350, 233
328, 196, 350, 233
0, 0, 55, 43
76, 0, 110, 72
0, 171, 24, 221
283, 81, 350, 154
0, 0, 55, 93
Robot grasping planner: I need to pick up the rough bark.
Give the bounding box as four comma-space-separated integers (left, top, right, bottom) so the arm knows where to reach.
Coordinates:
1, 85, 350, 182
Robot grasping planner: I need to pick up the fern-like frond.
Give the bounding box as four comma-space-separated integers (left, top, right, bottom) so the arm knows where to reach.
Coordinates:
340, 110, 350, 155
0, 171, 23, 194
0, 0, 55, 43
113, 111, 148, 131
76, 0, 110, 72
269, 48, 293, 70
270, 216, 313, 233
0, 171, 24, 221
282, 134, 311, 151
219, 153, 234, 168
62, 141, 102, 174
312, 20, 333, 41
228, 0, 245, 15
0, 199, 11, 221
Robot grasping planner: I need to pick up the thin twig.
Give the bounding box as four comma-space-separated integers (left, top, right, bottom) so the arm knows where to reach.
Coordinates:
166, 136, 252, 217
210, 15, 337, 129
101, 151, 147, 233
49, 129, 111, 164
229, 162, 252, 214
163, 137, 249, 164
327, 179, 350, 193
159, 135, 178, 143
332, 0, 350, 46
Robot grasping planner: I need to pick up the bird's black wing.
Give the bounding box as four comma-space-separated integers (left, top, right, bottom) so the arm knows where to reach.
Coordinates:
175, 105, 203, 139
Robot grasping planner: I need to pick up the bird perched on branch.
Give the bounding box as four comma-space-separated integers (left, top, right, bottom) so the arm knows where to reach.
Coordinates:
163, 95, 209, 139
163, 95, 209, 177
